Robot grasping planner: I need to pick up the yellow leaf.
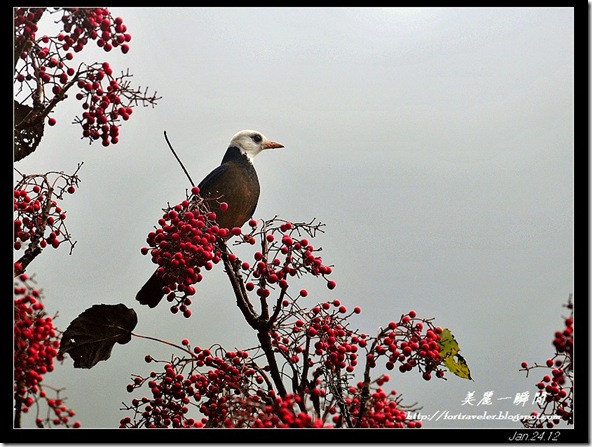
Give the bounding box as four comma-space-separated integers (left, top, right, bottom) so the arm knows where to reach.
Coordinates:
438, 328, 473, 380
438, 328, 460, 359
444, 352, 473, 380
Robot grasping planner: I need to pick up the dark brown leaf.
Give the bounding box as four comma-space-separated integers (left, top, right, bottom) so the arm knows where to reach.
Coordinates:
59, 303, 137, 369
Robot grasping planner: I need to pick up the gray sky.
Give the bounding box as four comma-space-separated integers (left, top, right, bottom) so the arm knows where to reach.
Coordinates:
15, 7, 574, 431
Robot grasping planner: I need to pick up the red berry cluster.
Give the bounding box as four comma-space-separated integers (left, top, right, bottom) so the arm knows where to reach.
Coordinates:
58, 8, 131, 53
520, 298, 573, 428
14, 169, 80, 274
373, 311, 444, 381
73, 62, 132, 146
121, 343, 275, 428
238, 218, 336, 298
273, 301, 444, 386
121, 340, 419, 428
14, 8, 131, 56
250, 393, 329, 428
14, 8, 131, 135
251, 387, 416, 428
271, 299, 362, 376
35, 396, 81, 429
14, 8, 159, 148
13, 8, 44, 44
141, 187, 234, 317
343, 382, 420, 428
14, 186, 70, 251
553, 315, 573, 356
14, 275, 80, 428
14, 276, 59, 400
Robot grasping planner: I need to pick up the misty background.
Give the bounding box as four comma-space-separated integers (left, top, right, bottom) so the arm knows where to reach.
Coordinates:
14, 7, 574, 429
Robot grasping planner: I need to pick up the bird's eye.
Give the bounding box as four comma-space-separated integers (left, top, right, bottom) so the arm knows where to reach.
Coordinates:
251, 134, 262, 143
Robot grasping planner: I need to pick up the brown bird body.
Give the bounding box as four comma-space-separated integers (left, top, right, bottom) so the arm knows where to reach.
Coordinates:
136, 130, 284, 308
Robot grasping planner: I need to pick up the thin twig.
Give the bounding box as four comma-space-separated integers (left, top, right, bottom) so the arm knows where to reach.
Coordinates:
163, 131, 195, 187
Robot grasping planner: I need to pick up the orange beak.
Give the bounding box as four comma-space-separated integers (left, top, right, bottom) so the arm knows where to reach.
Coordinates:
263, 140, 284, 149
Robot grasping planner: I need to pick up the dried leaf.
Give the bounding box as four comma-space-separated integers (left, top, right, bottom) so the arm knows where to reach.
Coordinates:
59, 303, 137, 369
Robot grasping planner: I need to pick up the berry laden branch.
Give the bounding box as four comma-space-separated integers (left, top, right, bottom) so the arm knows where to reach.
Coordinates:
101, 132, 473, 428
120, 202, 467, 427
218, 217, 338, 401
14, 274, 81, 428
14, 164, 83, 276
14, 7, 161, 160
519, 296, 573, 428
219, 228, 298, 399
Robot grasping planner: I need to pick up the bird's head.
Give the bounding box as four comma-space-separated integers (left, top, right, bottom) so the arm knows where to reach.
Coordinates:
229, 130, 284, 162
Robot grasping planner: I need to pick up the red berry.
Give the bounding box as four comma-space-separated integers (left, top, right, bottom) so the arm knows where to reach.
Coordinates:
257, 288, 270, 298
48, 117, 57, 126
327, 280, 336, 290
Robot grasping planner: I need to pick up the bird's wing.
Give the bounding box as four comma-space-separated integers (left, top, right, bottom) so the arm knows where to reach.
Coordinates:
198, 163, 231, 198
197, 162, 260, 229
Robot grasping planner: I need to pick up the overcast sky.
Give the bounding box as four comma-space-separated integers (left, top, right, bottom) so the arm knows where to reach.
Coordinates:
14, 7, 574, 432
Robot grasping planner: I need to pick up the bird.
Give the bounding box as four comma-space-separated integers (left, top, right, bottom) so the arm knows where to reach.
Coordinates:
136, 130, 284, 308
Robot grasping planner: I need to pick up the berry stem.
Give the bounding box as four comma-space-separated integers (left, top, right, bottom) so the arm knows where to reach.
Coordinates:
130, 332, 197, 360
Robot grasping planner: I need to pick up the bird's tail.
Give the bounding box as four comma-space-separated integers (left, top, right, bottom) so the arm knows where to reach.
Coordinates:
136, 270, 166, 308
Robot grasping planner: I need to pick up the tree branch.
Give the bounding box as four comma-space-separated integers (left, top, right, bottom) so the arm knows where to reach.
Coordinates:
355, 327, 388, 427
220, 242, 288, 397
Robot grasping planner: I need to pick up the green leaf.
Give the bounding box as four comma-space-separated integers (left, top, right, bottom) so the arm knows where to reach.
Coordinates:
438, 328, 472, 380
